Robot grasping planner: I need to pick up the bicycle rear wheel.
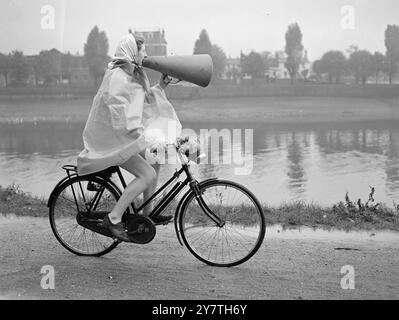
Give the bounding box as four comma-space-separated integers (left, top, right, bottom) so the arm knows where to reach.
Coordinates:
179, 180, 265, 267
49, 175, 120, 256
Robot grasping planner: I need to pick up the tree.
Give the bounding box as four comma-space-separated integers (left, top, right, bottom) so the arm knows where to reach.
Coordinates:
193, 29, 212, 55
0, 53, 12, 87
241, 51, 266, 81
193, 30, 227, 83
319, 51, 347, 84
10, 50, 29, 87
260, 51, 272, 72
284, 23, 304, 84
312, 59, 323, 81
346, 44, 359, 56
32, 52, 47, 85
62, 52, 73, 84
372, 52, 386, 84
349, 50, 373, 84
84, 26, 109, 85
32, 49, 63, 86
385, 24, 399, 84
210, 44, 227, 82
50, 50, 62, 83
301, 69, 309, 80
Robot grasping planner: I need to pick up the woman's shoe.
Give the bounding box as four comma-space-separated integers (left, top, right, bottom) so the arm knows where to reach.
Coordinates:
100, 215, 131, 242
151, 214, 173, 225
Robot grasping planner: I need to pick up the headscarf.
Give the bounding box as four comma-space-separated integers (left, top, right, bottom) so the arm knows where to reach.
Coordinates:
108, 33, 151, 93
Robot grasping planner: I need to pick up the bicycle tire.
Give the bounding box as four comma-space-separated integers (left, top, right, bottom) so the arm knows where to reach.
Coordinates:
179, 179, 266, 267
49, 175, 121, 257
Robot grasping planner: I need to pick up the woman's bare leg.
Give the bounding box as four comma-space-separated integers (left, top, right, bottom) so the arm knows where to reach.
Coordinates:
138, 150, 160, 216
108, 153, 156, 224
142, 163, 160, 216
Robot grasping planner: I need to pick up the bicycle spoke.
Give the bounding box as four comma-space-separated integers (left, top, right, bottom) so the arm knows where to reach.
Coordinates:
186, 225, 217, 247
181, 181, 265, 266
50, 177, 119, 256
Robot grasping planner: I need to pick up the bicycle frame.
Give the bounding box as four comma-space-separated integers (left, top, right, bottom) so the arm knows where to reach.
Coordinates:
117, 146, 224, 227
49, 144, 224, 228
118, 163, 188, 217
48, 146, 266, 264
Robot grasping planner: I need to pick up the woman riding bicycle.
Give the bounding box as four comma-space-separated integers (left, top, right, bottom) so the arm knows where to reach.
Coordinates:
77, 32, 182, 242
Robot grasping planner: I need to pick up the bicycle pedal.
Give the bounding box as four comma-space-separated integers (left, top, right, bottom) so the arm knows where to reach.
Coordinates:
154, 219, 174, 226
152, 215, 174, 225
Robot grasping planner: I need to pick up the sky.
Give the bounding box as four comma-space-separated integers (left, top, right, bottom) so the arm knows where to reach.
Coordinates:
0, 0, 398, 61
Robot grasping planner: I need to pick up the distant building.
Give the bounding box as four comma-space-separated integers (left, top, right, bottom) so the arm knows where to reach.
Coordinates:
223, 57, 241, 84
69, 55, 94, 86
267, 51, 289, 80
21, 49, 94, 87
267, 50, 311, 81
26, 49, 63, 86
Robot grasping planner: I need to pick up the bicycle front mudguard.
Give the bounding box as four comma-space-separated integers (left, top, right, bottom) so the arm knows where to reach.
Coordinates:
174, 178, 218, 246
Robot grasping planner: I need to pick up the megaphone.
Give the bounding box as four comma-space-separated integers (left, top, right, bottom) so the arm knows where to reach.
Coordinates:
142, 54, 213, 87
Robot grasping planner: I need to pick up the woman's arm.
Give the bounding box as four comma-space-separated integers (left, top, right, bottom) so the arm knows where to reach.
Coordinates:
144, 73, 172, 105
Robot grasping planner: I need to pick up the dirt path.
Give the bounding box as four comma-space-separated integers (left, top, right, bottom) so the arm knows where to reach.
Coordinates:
0, 215, 398, 300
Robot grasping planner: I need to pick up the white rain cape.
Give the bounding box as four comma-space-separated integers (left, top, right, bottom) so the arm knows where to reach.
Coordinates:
77, 34, 182, 175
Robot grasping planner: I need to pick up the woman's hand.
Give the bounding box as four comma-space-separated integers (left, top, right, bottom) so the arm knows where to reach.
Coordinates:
159, 73, 172, 89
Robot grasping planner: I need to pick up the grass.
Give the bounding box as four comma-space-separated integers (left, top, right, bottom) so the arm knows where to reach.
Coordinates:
0, 184, 48, 217
262, 186, 399, 231
262, 200, 399, 232
1, 184, 398, 232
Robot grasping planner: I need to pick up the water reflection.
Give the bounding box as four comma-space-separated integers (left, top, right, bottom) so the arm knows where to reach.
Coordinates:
0, 122, 85, 155
1, 119, 399, 206
286, 132, 306, 194
386, 132, 399, 197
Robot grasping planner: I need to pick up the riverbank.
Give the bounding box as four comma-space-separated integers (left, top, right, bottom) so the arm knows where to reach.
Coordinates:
1, 83, 399, 101
1, 184, 398, 231
1, 96, 399, 125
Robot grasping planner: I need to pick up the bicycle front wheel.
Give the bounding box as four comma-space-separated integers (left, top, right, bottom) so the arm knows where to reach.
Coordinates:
49, 175, 120, 256
179, 180, 265, 267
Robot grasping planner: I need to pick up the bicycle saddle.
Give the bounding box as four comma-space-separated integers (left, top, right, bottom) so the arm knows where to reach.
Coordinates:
88, 166, 119, 179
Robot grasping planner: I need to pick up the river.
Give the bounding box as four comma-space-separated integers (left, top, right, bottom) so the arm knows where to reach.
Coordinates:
1, 114, 399, 207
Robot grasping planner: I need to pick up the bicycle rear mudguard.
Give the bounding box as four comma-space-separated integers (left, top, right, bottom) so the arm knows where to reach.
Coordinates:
46, 166, 122, 208
47, 174, 77, 207
174, 178, 218, 246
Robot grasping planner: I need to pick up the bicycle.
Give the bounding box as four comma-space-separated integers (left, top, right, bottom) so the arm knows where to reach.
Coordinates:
47, 139, 266, 267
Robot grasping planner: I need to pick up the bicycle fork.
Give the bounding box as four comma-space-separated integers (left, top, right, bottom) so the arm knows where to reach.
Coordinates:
190, 180, 225, 228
